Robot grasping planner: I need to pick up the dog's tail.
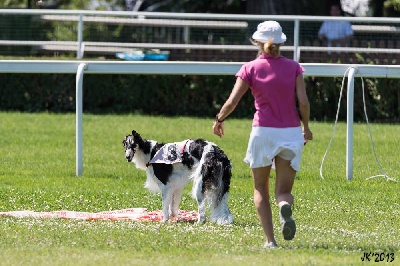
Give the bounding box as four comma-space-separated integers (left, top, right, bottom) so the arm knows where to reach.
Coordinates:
191, 144, 233, 224
191, 144, 231, 203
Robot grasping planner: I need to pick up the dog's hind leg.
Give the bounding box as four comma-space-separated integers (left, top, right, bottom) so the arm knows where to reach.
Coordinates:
210, 192, 233, 225
192, 179, 207, 224
196, 192, 207, 224
191, 165, 207, 223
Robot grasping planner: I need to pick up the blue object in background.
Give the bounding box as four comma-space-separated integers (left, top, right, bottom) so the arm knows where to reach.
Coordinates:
116, 50, 169, 61
115, 52, 145, 61
143, 53, 169, 61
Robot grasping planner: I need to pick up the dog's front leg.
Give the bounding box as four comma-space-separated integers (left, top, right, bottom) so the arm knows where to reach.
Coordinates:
160, 187, 172, 222
170, 188, 184, 220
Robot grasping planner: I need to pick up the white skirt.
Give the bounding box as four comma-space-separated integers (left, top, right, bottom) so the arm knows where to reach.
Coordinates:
244, 126, 304, 171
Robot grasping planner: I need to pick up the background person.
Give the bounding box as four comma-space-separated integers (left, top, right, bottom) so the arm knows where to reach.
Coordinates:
318, 4, 353, 53
212, 20, 313, 248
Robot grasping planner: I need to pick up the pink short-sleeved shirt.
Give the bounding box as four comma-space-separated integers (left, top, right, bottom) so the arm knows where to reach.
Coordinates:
236, 54, 305, 128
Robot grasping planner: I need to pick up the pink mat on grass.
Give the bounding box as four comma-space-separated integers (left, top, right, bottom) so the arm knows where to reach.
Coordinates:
0, 208, 198, 222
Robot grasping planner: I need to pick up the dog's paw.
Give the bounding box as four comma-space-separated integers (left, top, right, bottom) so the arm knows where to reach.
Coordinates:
213, 215, 234, 225
196, 217, 206, 225
167, 214, 178, 223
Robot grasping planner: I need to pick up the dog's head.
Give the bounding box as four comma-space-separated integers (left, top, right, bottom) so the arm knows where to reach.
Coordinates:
122, 130, 142, 162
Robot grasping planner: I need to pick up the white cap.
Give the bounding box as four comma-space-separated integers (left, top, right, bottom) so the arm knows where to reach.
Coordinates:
252, 20, 287, 44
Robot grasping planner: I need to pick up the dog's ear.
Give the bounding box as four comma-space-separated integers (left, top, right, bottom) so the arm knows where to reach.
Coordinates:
131, 129, 146, 149
132, 130, 141, 140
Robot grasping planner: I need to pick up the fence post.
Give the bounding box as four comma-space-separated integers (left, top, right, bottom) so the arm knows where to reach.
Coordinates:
77, 13, 84, 59
76, 63, 87, 176
183, 26, 189, 44
346, 67, 356, 181
293, 19, 299, 61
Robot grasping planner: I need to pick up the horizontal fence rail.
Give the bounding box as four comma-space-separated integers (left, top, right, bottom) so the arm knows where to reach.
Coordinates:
1, 61, 399, 179
2, 60, 400, 76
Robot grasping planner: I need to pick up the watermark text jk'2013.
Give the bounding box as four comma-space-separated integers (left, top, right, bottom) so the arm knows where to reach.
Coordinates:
361, 252, 395, 262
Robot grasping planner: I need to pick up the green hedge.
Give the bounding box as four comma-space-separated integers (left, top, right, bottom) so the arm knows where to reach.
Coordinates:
0, 73, 398, 122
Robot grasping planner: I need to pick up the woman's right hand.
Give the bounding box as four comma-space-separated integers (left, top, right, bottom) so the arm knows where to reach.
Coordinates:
303, 127, 313, 141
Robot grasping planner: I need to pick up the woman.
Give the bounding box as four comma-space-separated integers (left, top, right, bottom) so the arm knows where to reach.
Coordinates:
213, 21, 313, 248
318, 4, 353, 54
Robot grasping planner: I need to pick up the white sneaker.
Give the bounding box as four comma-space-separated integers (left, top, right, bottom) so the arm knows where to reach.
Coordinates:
279, 204, 296, 240
263, 241, 278, 249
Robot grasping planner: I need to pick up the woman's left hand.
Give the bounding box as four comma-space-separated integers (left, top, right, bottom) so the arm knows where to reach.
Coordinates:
213, 121, 224, 138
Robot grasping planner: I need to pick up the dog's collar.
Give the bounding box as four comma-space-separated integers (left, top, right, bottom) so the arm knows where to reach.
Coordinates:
181, 139, 190, 153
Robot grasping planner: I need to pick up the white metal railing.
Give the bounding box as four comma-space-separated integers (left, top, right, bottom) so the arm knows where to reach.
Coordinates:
0, 60, 399, 180
1, 9, 400, 60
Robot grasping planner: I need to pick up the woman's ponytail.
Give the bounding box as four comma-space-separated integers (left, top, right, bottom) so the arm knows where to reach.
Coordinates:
263, 40, 281, 57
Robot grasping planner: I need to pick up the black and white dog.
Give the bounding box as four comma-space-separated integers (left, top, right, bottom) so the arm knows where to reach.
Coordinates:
122, 130, 233, 225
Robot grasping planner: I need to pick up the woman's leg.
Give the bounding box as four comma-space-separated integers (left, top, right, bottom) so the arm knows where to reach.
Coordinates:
251, 166, 276, 244
274, 156, 297, 240
274, 156, 295, 207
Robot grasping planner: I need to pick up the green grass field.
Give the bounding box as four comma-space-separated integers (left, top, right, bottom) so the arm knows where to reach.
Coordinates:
0, 112, 399, 266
